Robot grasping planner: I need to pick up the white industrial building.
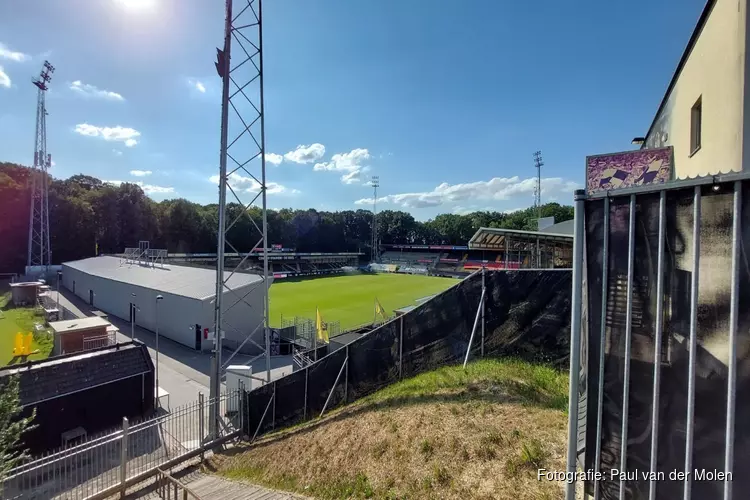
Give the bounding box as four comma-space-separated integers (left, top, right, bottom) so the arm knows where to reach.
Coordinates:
61, 256, 268, 353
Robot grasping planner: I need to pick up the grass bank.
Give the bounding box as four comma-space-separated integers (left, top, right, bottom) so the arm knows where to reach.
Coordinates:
0, 292, 53, 366
211, 359, 569, 500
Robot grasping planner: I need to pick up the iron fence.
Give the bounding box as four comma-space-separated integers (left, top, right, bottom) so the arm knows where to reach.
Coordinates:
565, 172, 750, 500
1, 390, 243, 500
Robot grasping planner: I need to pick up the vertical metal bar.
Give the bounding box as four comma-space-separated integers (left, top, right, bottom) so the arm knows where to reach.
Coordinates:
723, 181, 742, 500
683, 186, 701, 500
504, 236, 509, 268
463, 286, 486, 368
212, 0, 233, 438
565, 189, 586, 500
258, 0, 271, 385
344, 345, 349, 403
320, 355, 349, 418
252, 393, 274, 442
120, 417, 129, 499
618, 194, 637, 500
593, 196, 610, 500
272, 381, 276, 430
303, 366, 308, 420
480, 266, 486, 357
399, 316, 404, 379
647, 190, 667, 500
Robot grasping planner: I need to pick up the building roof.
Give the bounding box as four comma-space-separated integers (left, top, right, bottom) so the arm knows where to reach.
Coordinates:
468, 226, 574, 250
63, 256, 263, 300
643, 0, 716, 143
543, 219, 575, 235
49, 316, 111, 334
0, 342, 153, 407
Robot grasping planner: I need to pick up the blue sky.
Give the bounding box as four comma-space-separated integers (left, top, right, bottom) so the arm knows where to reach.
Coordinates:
0, 0, 705, 219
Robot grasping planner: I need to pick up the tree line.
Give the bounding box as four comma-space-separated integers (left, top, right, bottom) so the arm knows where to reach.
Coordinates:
0, 162, 573, 273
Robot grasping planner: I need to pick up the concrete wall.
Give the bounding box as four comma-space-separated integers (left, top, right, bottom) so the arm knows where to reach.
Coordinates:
644, 0, 748, 178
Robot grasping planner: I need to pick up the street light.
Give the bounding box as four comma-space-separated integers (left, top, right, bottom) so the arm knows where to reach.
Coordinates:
155, 294, 163, 407
130, 293, 137, 340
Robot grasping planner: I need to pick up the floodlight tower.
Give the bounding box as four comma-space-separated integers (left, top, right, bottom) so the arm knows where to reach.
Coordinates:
533, 150, 544, 222
212, 0, 270, 434
27, 61, 55, 273
371, 176, 380, 262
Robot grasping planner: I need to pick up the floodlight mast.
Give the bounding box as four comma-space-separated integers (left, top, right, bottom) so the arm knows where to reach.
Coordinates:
212, 0, 270, 434
27, 61, 55, 273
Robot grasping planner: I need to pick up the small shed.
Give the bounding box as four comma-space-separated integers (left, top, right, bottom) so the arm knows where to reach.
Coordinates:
9, 282, 42, 307
49, 316, 112, 355
0, 341, 154, 452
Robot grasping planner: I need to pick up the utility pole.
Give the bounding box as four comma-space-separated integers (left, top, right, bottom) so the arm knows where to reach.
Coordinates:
371, 176, 379, 263
27, 61, 55, 275
533, 151, 544, 226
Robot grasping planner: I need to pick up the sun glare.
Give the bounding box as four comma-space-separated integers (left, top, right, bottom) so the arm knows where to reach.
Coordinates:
114, 0, 156, 11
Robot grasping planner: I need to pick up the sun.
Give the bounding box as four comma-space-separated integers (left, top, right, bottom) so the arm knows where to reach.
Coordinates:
113, 0, 156, 11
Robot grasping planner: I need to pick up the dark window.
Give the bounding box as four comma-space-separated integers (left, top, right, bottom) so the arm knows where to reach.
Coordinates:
690, 96, 702, 155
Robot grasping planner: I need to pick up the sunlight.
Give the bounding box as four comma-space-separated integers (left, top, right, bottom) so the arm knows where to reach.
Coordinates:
113, 0, 156, 11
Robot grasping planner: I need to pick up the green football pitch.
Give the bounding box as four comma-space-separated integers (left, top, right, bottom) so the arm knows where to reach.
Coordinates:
269, 273, 458, 330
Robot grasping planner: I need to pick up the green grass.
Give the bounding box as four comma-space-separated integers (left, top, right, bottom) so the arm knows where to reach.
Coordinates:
269, 273, 456, 330
0, 292, 53, 366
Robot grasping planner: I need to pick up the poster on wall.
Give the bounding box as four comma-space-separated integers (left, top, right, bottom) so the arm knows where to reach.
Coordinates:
585, 146, 673, 194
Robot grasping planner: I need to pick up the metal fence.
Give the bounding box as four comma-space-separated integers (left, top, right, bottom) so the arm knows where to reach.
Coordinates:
280, 316, 342, 344
82, 333, 116, 351
565, 172, 750, 500
1, 390, 243, 500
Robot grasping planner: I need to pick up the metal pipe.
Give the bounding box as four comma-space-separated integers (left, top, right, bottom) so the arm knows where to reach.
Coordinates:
648, 190, 667, 500
320, 356, 348, 419
212, 0, 233, 434
463, 286, 487, 369
565, 189, 586, 500
593, 196, 610, 500
252, 392, 274, 442
399, 315, 404, 379
723, 181, 742, 500
683, 186, 701, 500
619, 194, 637, 500
258, 0, 271, 385
481, 266, 486, 357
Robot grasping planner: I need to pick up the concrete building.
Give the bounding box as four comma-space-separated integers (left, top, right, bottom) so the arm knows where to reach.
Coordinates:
49, 316, 118, 355
61, 256, 268, 353
643, 0, 750, 178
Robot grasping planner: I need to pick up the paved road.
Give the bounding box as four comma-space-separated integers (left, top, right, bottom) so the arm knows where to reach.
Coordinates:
55, 288, 295, 410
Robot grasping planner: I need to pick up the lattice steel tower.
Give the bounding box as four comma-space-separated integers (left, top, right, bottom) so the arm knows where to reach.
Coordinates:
212, 0, 270, 432
27, 61, 55, 272
533, 150, 544, 222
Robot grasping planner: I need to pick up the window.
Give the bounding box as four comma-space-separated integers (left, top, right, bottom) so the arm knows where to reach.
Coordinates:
690, 96, 702, 155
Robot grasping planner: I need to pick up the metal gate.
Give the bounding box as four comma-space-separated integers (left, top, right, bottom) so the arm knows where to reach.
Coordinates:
566, 172, 750, 500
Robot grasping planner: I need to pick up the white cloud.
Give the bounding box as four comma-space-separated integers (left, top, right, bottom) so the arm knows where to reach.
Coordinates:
284, 143, 325, 164
74, 124, 141, 147
265, 153, 283, 166
0, 43, 30, 62
70, 80, 125, 101
208, 173, 297, 195
130, 170, 152, 177
354, 176, 580, 209
0, 66, 10, 88
104, 179, 174, 194
187, 78, 207, 94
113, 149, 123, 156
314, 148, 371, 185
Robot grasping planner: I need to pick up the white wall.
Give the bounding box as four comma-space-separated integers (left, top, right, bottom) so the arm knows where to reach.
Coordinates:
207, 280, 268, 355
645, 0, 748, 179
61, 263, 205, 349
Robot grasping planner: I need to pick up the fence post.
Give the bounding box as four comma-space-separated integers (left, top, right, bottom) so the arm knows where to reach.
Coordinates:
344, 345, 349, 404
272, 381, 277, 430
399, 316, 404, 380
303, 366, 309, 420
199, 393, 205, 459
120, 417, 129, 498
480, 266, 485, 357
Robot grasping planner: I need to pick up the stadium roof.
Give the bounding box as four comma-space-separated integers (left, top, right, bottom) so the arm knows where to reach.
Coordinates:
468, 226, 573, 250
63, 256, 262, 301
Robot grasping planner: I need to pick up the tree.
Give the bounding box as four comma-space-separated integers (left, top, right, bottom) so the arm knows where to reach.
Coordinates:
0, 377, 35, 479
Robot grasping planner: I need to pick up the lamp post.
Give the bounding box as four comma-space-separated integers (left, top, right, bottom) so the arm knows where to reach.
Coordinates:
155, 295, 163, 407
56, 271, 61, 316
130, 293, 136, 340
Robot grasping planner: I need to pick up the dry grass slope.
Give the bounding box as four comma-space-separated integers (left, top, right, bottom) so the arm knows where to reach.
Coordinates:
210, 359, 570, 500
